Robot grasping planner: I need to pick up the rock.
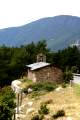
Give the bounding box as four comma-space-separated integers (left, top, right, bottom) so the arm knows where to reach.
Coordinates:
16, 114, 25, 120
55, 87, 63, 91
26, 108, 34, 114
28, 88, 33, 93
44, 115, 52, 120
27, 101, 33, 107
67, 117, 72, 120
11, 80, 22, 93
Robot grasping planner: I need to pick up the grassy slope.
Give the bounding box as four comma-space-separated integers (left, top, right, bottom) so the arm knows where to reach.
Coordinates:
16, 85, 80, 120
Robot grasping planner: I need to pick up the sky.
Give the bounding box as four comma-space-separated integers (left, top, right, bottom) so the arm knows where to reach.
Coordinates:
0, 0, 80, 29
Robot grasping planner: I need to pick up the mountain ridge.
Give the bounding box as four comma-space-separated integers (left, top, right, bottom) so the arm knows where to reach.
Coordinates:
0, 15, 80, 50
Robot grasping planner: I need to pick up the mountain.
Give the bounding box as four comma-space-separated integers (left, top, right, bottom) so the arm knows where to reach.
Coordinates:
0, 15, 80, 50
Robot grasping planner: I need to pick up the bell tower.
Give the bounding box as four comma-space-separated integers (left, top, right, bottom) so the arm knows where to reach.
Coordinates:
37, 53, 46, 62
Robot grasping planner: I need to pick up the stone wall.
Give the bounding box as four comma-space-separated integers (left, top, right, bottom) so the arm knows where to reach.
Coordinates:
27, 69, 36, 82
33, 66, 63, 83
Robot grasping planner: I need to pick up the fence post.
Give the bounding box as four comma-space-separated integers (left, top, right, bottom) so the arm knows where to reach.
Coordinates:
20, 92, 23, 106
17, 93, 20, 114
70, 80, 73, 87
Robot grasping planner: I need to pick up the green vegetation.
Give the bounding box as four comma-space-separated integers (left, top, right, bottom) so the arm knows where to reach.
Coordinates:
0, 40, 49, 87
0, 86, 16, 120
0, 40, 80, 119
31, 114, 44, 120
30, 82, 57, 92
71, 66, 79, 73
22, 82, 57, 98
73, 84, 80, 96
61, 82, 67, 88
31, 103, 49, 120
53, 110, 65, 119
30, 91, 45, 98
63, 70, 73, 83
0, 40, 80, 87
1, 15, 80, 51
38, 104, 49, 115
23, 82, 57, 97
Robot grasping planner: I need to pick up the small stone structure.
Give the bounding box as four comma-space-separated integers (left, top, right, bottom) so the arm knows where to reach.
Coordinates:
26, 62, 63, 83
37, 53, 46, 62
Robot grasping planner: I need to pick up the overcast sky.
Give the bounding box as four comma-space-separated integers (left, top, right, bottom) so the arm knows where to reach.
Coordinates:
0, 0, 80, 29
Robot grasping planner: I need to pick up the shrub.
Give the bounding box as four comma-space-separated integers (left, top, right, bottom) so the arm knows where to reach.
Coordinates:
63, 70, 73, 83
38, 104, 49, 115
43, 82, 57, 92
31, 114, 44, 120
22, 82, 57, 95
62, 83, 67, 88
0, 87, 16, 120
22, 88, 28, 94
31, 82, 57, 92
43, 99, 53, 104
30, 91, 41, 98
53, 110, 65, 119
31, 114, 40, 120
30, 83, 43, 91
71, 66, 79, 73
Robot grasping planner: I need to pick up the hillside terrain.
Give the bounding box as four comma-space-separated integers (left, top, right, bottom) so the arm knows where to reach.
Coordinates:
15, 85, 80, 120
0, 15, 80, 50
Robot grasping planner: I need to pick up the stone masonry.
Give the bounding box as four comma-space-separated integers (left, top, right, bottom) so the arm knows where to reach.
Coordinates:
28, 66, 63, 83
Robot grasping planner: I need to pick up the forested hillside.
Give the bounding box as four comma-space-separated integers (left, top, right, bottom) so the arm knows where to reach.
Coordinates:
0, 40, 80, 87
0, 15, 80, 50
0, 40, 80, 120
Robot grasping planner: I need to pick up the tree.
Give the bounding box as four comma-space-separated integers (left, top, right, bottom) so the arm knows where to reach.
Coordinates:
36, 40, 50, 55
0, 87, 16, 120
63, 68, 73, 83
51, 46, 80, 71
0, 46, 13, 87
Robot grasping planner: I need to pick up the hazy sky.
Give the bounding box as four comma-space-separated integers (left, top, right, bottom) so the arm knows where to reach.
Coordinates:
0, 0, 80, 29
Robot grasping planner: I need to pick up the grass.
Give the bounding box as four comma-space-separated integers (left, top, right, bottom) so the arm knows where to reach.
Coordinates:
52, 109, 65, 119
30, 82, 57, 92
17, 84, 80, 120
73, 84, 80, 96
24, 86, 80, 120
29, 91, 46, 99
22, 82, 57, 98
31, 83, 57, 99
20, 79, 33, 88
